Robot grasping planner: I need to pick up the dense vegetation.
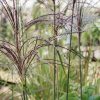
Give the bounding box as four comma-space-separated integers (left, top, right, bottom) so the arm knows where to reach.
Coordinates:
0, 0, 100, 100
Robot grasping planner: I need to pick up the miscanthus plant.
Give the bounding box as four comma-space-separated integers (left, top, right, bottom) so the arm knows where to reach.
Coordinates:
0, 0, 52, 99
0, 0, 98, 100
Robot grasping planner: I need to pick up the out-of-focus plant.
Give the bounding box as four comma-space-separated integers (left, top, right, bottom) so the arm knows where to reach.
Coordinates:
82, 24, 100, 46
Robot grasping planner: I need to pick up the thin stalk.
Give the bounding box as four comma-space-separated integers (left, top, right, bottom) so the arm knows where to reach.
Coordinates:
11, 69, 14, 100
54, 47, 56, 100
66, 0, 76, 100
22, 74, 28, 100
52, 0, 57, 99
78, 32, 82, 100
22, 83, 26, 100
77, 6, 83, 100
